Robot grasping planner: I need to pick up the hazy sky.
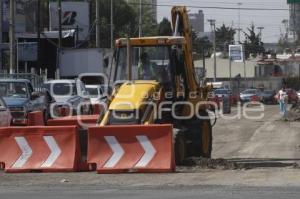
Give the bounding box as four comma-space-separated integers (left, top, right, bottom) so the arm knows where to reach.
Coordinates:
157, 0, 290, 43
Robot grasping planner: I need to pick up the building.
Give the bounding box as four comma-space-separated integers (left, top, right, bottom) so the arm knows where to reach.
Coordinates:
189, 10, 204, 33
288, 0, 300, 40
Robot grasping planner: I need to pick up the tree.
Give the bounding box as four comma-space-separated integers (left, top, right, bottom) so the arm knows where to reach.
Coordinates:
215, 24, 236, 55
243, 24, 265, 58
128, 0, 158, 37
90, 0, 138, 48
192, 31, 213, 59
158, 18, 172, 36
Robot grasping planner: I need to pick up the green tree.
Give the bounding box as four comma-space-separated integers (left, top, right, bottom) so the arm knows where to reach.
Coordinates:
192, 31, 213, 59
127, 0, 158, 36
158, 18, 172, 36
90, 0, 138, 48
215, 24, 236, 55
243, 24, 265, 58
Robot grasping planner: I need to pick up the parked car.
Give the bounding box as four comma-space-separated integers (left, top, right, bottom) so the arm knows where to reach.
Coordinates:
285, 88, 299, 104
216, 89, 233, 113
85, 85, 108, 104
0, 97, 12, 127
298, 90, 300, 100
0, 79, 48, 125
260, 90, 277, 104
240, 89, 262, 103
43, 79, 92, 117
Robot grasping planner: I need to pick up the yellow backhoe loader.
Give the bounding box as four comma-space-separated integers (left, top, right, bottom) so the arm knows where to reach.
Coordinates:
98, 6, 214, 163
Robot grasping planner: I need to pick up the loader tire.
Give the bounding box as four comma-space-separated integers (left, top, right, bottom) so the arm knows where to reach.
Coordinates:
175, 132, 186, 165
184, 113, 212, 158
200, 119, 212, 158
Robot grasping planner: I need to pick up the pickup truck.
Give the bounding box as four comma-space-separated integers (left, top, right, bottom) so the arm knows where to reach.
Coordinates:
0, 79, 51, 125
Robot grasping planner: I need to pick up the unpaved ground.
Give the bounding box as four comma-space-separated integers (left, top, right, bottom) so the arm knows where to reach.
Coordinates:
1, 104, 300, 189
213, 104, 300, 161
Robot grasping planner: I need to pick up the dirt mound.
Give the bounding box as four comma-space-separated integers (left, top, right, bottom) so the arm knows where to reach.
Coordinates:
284, 103, 300, 122
177, 158, 239, 171
176, 157, 300, 172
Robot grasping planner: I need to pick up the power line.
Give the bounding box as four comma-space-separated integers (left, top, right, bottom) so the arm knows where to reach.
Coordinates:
129, 2, 289, 11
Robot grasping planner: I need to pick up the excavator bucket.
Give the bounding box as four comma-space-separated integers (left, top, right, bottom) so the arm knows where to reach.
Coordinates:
87, 124, 175, 173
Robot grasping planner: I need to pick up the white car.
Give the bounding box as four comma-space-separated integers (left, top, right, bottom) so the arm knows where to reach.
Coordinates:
43, 79, 92, 116
297, 90, 300, 100
0, 97, 12, 127
85, 85, 108, 105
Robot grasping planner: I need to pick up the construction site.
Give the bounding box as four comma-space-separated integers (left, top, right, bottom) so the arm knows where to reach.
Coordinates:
0, 1, 300, 199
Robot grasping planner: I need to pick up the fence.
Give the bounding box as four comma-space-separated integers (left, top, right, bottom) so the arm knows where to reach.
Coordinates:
0, 73, 45, 90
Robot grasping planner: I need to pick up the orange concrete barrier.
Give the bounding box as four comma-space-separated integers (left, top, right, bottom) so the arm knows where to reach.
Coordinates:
0, 126, 83, 173
47, 115, 99, 127
87, 124, 175, 173
92, 104, 102, 115
27, 111, 45, 126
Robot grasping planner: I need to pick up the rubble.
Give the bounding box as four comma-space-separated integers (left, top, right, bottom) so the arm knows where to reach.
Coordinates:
283, 103, 300, 122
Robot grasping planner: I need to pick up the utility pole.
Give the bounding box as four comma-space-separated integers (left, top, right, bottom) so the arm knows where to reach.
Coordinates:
257, 26, 264, 55
96, 0, 100, 48
237, 2, 242, 43
37, 0, 41, 69
139, 0, 142, 37
110, 0, 114, 49
58, 0, 62, 49
257, 26, 264, 44
9, 0, 15, 74
0, 1, 2, 70
208, 19, 217, 82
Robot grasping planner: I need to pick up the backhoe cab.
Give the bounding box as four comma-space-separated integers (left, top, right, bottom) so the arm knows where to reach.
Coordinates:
98, 6, 214, 163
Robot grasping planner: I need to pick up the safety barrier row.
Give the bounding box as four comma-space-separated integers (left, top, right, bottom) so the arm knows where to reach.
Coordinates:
0, 122, 174, 174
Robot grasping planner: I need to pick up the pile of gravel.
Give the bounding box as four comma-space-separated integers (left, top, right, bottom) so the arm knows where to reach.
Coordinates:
284, 103, 300, 122
177, 157, 239, 171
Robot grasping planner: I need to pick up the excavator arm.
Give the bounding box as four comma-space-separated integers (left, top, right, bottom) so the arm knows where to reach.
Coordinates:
171, 6, 199, 93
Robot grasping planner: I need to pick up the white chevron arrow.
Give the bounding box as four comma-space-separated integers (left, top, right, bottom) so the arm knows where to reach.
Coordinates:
41, 136, 62, 168
135, 135, 156, 168
103, 136, 125, 168
12, 137, 33, 168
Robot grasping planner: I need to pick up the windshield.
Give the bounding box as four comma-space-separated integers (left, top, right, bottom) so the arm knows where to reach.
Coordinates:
115, 46, 172, 85
263, 90, 274, 94
86, 87, 101, 97
0, 82, 28, 98
242, 90, 257, 94
44, 83, 77, 96
215, 89, 229, 95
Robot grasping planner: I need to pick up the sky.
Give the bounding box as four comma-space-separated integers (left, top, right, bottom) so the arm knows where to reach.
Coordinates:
157, 0, 290, 43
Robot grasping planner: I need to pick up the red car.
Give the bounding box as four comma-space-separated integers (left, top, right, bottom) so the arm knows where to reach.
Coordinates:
286, 89, 299, 104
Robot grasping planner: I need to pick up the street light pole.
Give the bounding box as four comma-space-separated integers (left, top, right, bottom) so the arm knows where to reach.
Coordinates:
139, 0, 142, 37
58, 0, 62, 49
237, 2, 242, 43
9, 0, 15, 74
96, 0, 100, 48
0, 1, 3, 70
37, 0, 41, 69
257, 26, 264, 44
111, 0, 114, 49
257, 26, 264, 55
208, 19, 217, 82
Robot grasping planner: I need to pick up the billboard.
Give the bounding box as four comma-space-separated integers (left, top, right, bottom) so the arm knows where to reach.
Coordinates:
288, 0, 300, 3
18, 42, 37, 62
229, 45, 244, 63
49, 2, 89, 41
1, 0, 28, 33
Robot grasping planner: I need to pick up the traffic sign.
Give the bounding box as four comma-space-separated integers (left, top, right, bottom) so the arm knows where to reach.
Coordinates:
229, 45, 244, 63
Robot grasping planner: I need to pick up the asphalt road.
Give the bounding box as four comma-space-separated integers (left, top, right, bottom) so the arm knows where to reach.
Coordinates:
0, 104, 300, 199
0, 185, 300, 199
